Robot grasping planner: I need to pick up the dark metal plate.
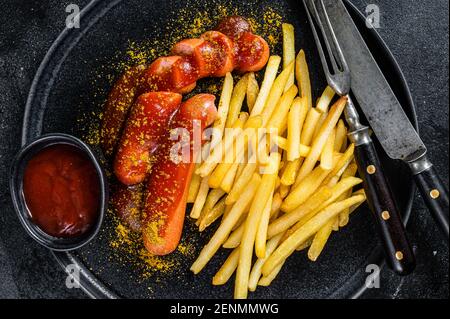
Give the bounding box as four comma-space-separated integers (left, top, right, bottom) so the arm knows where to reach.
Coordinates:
23, 0, 418, 299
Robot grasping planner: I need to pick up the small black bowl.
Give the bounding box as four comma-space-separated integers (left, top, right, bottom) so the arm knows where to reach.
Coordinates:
9, 133, 108, 251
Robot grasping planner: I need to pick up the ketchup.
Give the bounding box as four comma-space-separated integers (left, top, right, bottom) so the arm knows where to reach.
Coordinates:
23, 144, 100, 238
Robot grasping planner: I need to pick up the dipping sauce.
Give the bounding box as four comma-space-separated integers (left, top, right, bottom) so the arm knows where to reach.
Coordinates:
22, 144, 100, 238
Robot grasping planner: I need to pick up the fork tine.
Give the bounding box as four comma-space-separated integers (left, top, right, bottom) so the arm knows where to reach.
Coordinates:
310, 0, 340, 74
303, 0, 351, 95
316, 0, 350, 74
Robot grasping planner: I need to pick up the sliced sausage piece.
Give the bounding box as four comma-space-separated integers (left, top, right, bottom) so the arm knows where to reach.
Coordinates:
215, 15, 252, 39
201, 31, 236, 77
235, 32, 270, 73
114, 92, 182, 186
100, 65, 146, 157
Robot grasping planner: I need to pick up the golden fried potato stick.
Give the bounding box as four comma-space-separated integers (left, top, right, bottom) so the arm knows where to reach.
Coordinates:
255, 190, 275, 258
295, 50, 312, 110
223, 223, 244, 249
296, 96, 347, 182
266, 85, 298, 133
323, 143, 355, 186
199, 197, 227, 232
334, 119, 348, 152
308, 217, 334, 261
187, 172, 202, 203
191, 174, 261, 274
246, 72, 259, 113
212, 247, 239, 286
320, 127, 336, 170
312, 111, 328, 140
316, 86, 335, 113
235, 153, 281, 299
210, 72, 233, 148
258, 259, 286, 286
282, 165, 332, 212
249, 232, 285, 291
197, 188, 225, 225
251, 56, 282, 116
282, 23, 296, 91
226, 75, 249, 128
268, 186, 332, 238
338, 163, 359, 227
262, 194, 366, 276
226, 153, 258, 205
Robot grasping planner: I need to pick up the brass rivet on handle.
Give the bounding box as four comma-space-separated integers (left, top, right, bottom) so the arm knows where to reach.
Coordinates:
381, 211, 391, 220
367, 165, 376, 175
430, 189, 440, 199
395, 251, 404, 261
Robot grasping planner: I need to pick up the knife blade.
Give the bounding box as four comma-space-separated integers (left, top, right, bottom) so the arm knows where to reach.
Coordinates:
322, 0, 449, 238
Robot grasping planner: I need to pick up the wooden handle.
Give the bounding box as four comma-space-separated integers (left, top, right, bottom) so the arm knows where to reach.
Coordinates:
355, 141, 415, 275
414, 165, 449, 238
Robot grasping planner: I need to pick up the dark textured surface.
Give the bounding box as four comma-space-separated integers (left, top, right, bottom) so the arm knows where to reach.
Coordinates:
0, 0, 448, 299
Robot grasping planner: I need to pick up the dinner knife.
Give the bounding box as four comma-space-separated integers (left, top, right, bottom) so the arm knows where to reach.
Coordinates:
322, 0, 449, 239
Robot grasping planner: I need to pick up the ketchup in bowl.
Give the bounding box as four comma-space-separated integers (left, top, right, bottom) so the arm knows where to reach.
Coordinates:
22, 144, 100, 238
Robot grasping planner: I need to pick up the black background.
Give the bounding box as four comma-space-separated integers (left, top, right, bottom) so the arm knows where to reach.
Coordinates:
0, 0, 448, 298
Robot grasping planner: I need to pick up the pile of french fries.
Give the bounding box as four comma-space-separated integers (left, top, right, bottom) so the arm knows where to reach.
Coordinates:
188, 23, 367, 299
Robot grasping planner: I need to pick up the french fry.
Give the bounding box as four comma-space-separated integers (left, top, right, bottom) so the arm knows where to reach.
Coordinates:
273, 135, 288, 151
316, 86, 335, 113
255, 190, 274, 258
320, 127, 336, 170
226, 75, 249, 128
198, 115, 260, 178
266, 85, 298, 133
212, 248, 240, 285
258, 259, 286, 286
262, 194, 366, 276
312, 111, 328, 140
268, 186, 332, 238
282, 23, 296, 91
338, 163, 359, 227
279, 184, 290, 199
282, 165, 332, 212
270, 192, 283, 221
287, 98, 302, 160
334, 119, 347, 152
191, 174, 261, 274
190, 177, 210, 219
226, 154, 257, 205
296, 237, 313, 251
249, 232, 284, 291
295, 50, 312, 110
308, 218, 334, 261
323, 143, 355, 185
187, 172, 202, 203
251, 56, 282, 116
296, 96, 347, 182
247, 72, 259, 113
210, 72, 233, 148
197, 188, 225, 225
235, 153, 281, 299
223, 223, 244, 249
258, 62, 295, 127
199, 197, 227, 232
220, 162, 240, 193
321, 177, 363, 210
299, 107, 322, 147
